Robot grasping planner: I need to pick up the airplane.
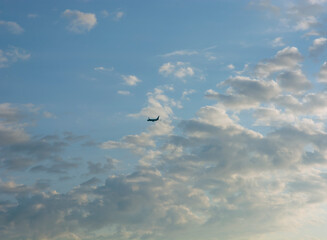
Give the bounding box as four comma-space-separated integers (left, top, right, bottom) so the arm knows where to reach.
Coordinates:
147, 116, 159, 122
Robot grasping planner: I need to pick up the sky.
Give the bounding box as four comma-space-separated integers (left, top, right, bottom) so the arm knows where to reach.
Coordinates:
2, 0, 327, 239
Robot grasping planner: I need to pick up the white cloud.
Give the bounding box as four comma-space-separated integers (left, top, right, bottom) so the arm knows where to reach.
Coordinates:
255, 46, 303, 78
249, 0, 280, 14
0, 47, 31, 68
210, 76, 281, 110
122, 75, 141, 86
115, 11, 124, 21
0, 20, 24, 34
309, 37, 327, 56
253, 106, 296, 127
161, 50, 199, 57
43, 111, 56, 119
62, 9, 97, 33
182, 89, 195, 100
117, 90, 130, 95
94, 66, 114, 71
308, 0, 327, 3
27, 14, 38, 19
159, 62, 195, 79
227, 64, 235, 70
294, 16, 318, 31
272, 37, 285, 47
101, 10, 109, 18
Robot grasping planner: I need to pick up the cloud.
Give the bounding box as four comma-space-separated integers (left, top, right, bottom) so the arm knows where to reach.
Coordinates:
0, 104, 88, 171
249, 0, 280, 15
3, 74, 327, 240
94, 66, 114, 71
309, 37, 327, 57
227, 64, 235, 70
87, 157, 118, 175
271, 37, 285, 47
318, 62, 327, 82
161, 50, 199, 58
276, 69, 311, 92
0, 46, 31, 68
115, 11, 124, 21
255, 46, 303, 78
103, 87, 178, 157
0, 20, 24, 34
207, 76, 281, 110
122, 75, 141, 86
27, 14, 38, 19
253, 106, 296, 127
62, 9, 97, 33
117, 90, 130, 95
159, 62, 195, 79
182, 89, 195, 100
294, 16, 318, 31
101, 10, 125, 21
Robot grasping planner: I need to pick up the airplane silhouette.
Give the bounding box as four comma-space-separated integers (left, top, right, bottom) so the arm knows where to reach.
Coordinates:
147, 116, 159, 122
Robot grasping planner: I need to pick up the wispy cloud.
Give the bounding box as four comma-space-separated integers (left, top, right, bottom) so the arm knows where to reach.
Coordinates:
62, 9, 97, 33
94, 66, 114, 71
101, 10, 125, 21
0, 46, 31, 68
271, 37, 285, 47
0, 20, 24, 34
161, 50, 199, 58
117, 90, 130, 95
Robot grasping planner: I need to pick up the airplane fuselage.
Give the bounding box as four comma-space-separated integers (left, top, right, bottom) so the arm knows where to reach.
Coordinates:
147, 116, 159, 122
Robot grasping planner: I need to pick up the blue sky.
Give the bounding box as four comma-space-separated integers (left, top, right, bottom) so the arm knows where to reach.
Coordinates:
2, 0, 327, 239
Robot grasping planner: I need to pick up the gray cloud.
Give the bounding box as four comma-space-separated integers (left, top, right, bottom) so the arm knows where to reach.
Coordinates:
276, 69, 311, 92
87, 157, 118, 175
206, 76, 281, 110
318, 61, 327, 82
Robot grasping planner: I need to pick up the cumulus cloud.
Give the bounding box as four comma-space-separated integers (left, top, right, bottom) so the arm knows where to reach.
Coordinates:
206, 76, 281, 110
122, 75, 141, 86
3, 71, 327, 240
159, 62, 195, 79
276, 69, 311, 92
255, 46, 303, 78
87, 157, 118, 175
309, 37, 327, 57
62, 9, 97, 33
0, 20, 24, 34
